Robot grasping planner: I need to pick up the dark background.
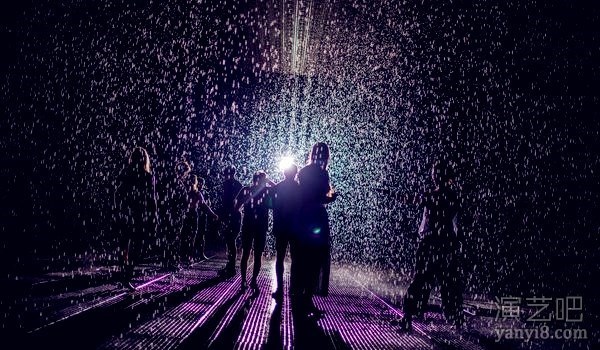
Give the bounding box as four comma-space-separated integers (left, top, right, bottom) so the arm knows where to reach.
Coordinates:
1, 0, 599, 306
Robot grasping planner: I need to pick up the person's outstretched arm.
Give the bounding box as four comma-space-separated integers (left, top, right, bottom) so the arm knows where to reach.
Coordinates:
199, 192, 219, 220
234, 187, 249, 212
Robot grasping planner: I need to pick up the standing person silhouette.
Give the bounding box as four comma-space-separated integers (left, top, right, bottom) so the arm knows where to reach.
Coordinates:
270, 163, 301, 301
194, 176, 217, 261
218, 165, 243, 277
163, 160, 191, 272
399, 161, 464, 331
114, 147, 158, 290
235, 171, 273, 290
178, 174, 218, 265
295, 142, 337, 318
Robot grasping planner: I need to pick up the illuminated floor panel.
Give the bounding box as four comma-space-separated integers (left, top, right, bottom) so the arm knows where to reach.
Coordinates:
9, 258, 563, 349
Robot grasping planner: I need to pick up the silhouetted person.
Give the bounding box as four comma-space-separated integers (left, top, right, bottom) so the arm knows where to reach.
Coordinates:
235, 171, 273, 290
162, 160, 192, 271
270, 164, 301, 301
399, 161, 464, 331
194, 176, 217, 260
295, 142, 337, 318
114, 147, 158, 289
178, 174, 218, 265
218, 165, 243, 277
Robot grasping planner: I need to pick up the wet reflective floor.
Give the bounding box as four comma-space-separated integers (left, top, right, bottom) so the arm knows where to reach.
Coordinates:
1, 257, 595, 349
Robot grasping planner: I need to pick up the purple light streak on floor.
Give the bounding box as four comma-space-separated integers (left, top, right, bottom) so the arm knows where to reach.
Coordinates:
17, 260, 230, 346
206, 285, 248, 347
98, 258, 295, 350
280, 270, 294, 350
99, 260, 236, 349
27, 269, 172, 333
234, 265, 282, 350
13, 257, 573, 349
313, 281, 434, 350
346, 272, 433, 339
30, 291, 127, 333
133, 273, 173, 291
319, 271, 487, 350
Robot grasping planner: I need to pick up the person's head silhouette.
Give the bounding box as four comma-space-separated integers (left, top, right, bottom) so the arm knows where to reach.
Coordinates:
223, 165, 237, 180
431, 161, 453, 187
252, 171, 267, 186
283, 164, 298, 180
176, 160, 191, 179
129, 147, 151, 173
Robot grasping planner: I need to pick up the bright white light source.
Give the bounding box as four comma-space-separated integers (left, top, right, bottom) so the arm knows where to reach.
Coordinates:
279, 156, 295, 172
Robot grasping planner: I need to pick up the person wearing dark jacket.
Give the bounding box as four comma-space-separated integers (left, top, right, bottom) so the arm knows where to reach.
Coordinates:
218, 165, 243, 277
270, 164, 301, 301
178, 174, 218, 265
399, 161, 464, 331
114, 147, 158, 289
235, 171, 273, 290
295, 142, 337, 318
162, 160, 191, 271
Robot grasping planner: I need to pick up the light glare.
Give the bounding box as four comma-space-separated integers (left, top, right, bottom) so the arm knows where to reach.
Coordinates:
279, 156, 295, 172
